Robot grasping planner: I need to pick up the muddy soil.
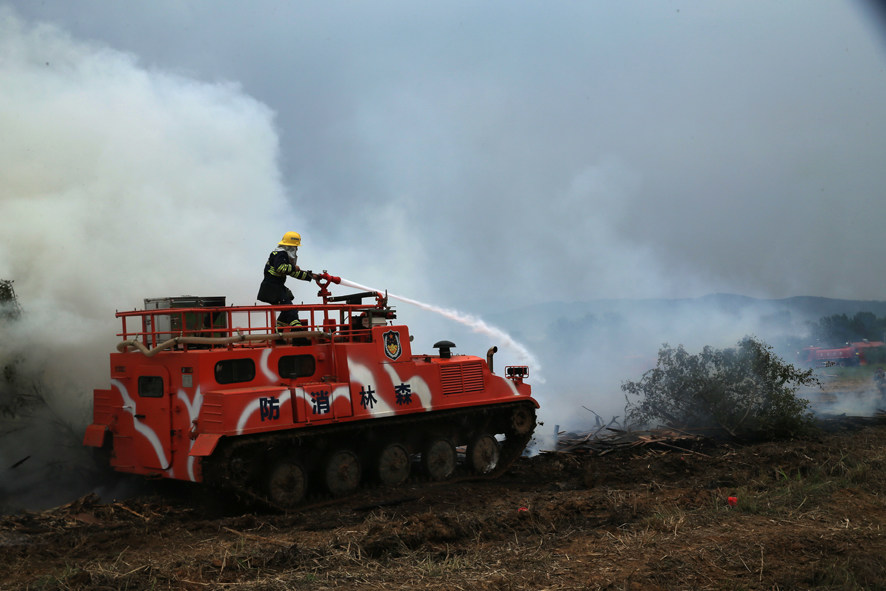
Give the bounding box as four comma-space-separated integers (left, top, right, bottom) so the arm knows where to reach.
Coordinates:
2, 420, 885, 590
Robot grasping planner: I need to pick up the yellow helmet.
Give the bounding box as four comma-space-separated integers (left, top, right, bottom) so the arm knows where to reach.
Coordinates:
278, 231, 301, 247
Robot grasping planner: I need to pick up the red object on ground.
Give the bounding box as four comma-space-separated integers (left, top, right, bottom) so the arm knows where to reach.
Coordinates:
727, 496, 738, 507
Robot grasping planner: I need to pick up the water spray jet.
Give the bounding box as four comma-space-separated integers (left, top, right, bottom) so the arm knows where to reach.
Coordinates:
337, 277, 543, 380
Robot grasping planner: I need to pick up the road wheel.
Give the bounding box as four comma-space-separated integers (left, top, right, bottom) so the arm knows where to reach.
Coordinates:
467, 434, 500, 474
510, 406, 535, 435
324, 450, 362, 496
376, 443, 411, 486
267, 459, 308, 509
422, 439, 456, 481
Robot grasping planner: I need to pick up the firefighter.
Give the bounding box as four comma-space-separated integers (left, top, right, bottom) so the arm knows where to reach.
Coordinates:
257, 231, 315, 329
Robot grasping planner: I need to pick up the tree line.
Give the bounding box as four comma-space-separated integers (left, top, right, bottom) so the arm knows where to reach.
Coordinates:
807, 312, 886, 348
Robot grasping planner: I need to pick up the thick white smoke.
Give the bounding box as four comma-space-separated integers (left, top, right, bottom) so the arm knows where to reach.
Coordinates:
0, 9, 294, 509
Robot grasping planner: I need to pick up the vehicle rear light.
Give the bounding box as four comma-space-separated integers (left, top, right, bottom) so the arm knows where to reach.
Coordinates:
505, 366, 529, 379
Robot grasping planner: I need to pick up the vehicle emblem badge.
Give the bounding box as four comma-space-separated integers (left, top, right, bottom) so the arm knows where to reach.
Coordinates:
383, 330, 402, 360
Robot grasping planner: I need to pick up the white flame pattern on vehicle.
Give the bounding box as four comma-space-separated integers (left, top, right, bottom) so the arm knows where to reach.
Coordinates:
381, 362, 432, 410
177, 386, 203, 482
259, 348, 275, 381
348, 358, 396, 417
236, 388, 291, 435
111, 378, 170, 472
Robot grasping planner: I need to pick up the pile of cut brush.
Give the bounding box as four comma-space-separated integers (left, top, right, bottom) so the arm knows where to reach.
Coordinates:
552, 426, 708, 456
815, 410, 886, 432
546, 409, 709, 456
550, 408, 886, 455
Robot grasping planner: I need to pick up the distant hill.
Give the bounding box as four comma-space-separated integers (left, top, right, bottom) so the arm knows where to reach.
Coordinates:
768, 295, 886, 319
491, 294, 886, 331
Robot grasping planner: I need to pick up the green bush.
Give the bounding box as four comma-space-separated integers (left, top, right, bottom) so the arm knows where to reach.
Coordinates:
622, 336, 819, 440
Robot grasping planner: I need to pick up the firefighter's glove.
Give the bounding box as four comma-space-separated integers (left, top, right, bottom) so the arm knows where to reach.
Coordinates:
302, 270, 314, 281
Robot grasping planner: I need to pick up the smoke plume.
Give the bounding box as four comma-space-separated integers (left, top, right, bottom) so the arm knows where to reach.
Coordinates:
0, 9, 293, 510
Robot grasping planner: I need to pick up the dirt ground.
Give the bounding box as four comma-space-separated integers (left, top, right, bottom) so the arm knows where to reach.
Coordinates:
1, 414, 885, 591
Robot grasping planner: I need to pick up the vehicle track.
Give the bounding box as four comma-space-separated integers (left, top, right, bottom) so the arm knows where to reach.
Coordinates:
203, 400, 537, 512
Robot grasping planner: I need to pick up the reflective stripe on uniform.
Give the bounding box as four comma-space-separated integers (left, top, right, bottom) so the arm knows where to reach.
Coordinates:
269, 263, 292, 277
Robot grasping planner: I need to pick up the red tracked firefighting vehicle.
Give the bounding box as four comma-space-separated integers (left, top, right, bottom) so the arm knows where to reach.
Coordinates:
83, 274, 538, 509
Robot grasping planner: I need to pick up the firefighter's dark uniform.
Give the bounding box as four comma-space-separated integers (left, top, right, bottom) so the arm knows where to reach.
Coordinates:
257, 249, 313, 327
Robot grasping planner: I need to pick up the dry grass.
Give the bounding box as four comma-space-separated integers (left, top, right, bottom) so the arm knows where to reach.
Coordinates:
4, 421, 886, 590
